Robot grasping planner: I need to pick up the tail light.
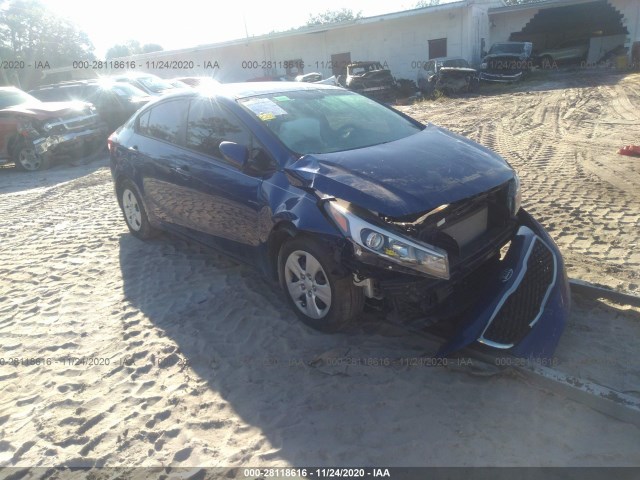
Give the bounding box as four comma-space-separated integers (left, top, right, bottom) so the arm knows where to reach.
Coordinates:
107, 133, 116, 153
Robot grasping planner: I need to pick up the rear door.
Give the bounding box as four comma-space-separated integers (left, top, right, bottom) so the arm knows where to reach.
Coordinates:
130, 98, 191, 225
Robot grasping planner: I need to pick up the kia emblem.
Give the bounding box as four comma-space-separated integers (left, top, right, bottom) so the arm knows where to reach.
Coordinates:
500, 268, 514, 283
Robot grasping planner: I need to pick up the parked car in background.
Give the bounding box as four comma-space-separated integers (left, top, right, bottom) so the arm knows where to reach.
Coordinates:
168, 79, 190, 89
173, 76, 221, 89
112, 72, 183, 96
0, 86, 106, 171
338, 61, 396, 102
537, 39, 589, 68
29, 80, 151, 132
295, 72, 323, 83
417, 57, 480, 95
109, 82, 569, 360
246, 75, 287, 82
480, 42, 534, 82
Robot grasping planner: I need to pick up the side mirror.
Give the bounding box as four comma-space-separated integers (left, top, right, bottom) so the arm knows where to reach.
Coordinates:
219, 141, 249, 168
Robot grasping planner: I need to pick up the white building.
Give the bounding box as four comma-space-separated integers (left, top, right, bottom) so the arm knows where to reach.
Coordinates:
112, 0, 639, 83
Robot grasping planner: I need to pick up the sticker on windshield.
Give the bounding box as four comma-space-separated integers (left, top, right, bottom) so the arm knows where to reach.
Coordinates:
242, 98, 288, 121
273, 95, 291, 102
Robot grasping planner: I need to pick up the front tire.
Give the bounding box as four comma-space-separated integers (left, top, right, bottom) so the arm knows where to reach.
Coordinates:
278, 236, 364, 332
468, 76, 480, 93
119, 180, 157, 240
13, 142, 49, 171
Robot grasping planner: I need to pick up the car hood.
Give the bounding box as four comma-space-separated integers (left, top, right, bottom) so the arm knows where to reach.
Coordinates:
439, 67, 477, 74
285, 125, 515, 218
1, 101, 91, 119
348, 69, 394, 85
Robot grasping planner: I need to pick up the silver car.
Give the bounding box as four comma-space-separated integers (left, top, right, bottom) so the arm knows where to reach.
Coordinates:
538, 39, 589, 68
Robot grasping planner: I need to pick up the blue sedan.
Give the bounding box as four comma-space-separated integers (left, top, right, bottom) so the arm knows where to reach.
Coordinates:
108, 82, 570, 359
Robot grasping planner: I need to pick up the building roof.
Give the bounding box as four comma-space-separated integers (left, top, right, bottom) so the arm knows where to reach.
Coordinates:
489, 0, 605, 15
117, 1, 470, 61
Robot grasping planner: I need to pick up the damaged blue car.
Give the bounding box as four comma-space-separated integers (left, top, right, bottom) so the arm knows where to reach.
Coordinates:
109, 82, 570, 360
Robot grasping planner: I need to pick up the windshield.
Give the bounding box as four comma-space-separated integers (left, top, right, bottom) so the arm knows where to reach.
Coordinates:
110, 83, 148, 98
442, 58, 470, 68
239, 89, 421, 155
136, 76, 175, 93
489, 43, 525, 55
348, 63, 384, 75
0, 89, 40, 109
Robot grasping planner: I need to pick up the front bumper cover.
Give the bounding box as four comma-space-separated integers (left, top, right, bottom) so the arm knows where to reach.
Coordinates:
436, 210, 570, 360
480, 71, 524, 83
31, 124, 108, 159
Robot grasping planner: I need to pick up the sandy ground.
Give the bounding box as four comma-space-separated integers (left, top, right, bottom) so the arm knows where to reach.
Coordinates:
0, 71, 639, 469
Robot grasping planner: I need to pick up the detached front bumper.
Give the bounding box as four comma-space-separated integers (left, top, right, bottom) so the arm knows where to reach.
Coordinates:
31, 124, 108, 159
436, 210, 570, 360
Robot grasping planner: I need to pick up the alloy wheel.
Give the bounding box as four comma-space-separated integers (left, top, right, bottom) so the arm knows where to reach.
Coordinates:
284, 250, 332, 319
122, 188, 142, 232
17, 147, 42, 171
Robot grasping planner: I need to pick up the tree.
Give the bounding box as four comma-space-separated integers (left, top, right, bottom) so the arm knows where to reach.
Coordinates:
307, 8, 362, 26
0, 0, 94, 83
142, 43, 163, 54
105, 40, 163, 59
415, 0, 440, 7
105, 44, 132, 60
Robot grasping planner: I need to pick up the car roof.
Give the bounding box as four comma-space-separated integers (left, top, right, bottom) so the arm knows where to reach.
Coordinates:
199, 81, 342, 100
429, 57, 469, 63
492, 41, 532, 46
112, 72, 160, 80
131, 82, 345, 110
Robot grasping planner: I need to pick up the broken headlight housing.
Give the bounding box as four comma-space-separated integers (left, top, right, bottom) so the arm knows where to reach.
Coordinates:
324, 200, 450, 279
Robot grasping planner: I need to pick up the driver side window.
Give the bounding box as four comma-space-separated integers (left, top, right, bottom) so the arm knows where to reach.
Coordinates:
186, 99, 251, 158
187, 99, 275, 173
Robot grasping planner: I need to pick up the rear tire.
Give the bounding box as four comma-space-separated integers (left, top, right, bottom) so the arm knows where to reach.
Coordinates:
278, 235, 364, 332
540, 55, 554, 70
119, 180, 157, 240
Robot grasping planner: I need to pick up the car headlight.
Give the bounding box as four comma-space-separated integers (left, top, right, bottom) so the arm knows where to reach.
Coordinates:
509, 174, 522, 216
324, 200, 450, 279
480, 62, 487, 70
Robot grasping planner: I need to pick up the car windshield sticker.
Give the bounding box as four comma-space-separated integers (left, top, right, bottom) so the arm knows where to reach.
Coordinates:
273, 95, 291, 102
242, 98, 288, 121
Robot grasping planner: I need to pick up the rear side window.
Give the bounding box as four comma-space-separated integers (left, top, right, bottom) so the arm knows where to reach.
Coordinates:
138, 99, 188, 145
186, 98, 251, 157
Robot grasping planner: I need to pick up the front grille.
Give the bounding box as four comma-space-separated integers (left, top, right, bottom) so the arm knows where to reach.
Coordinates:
61, 115, 97, 132
407, 183, 515, 266
46, 114, 98, 134
481, 239, 555, 346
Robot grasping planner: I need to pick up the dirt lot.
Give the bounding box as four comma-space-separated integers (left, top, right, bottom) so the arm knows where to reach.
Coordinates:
399, 70, 640, 294
0, 71, 639, 468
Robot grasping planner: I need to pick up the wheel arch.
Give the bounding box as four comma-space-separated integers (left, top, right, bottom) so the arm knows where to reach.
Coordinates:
114, 175, 158, 229
7, 133, 24, 160
265, 221, 298, 281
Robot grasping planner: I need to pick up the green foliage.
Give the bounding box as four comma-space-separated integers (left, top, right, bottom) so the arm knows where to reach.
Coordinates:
307, 8, 362, 26
142, 43, 163, 54
105, 44, 132, 60
415, 0, 440, 7
106, 40, 163, 59
0, 0, 94, 64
